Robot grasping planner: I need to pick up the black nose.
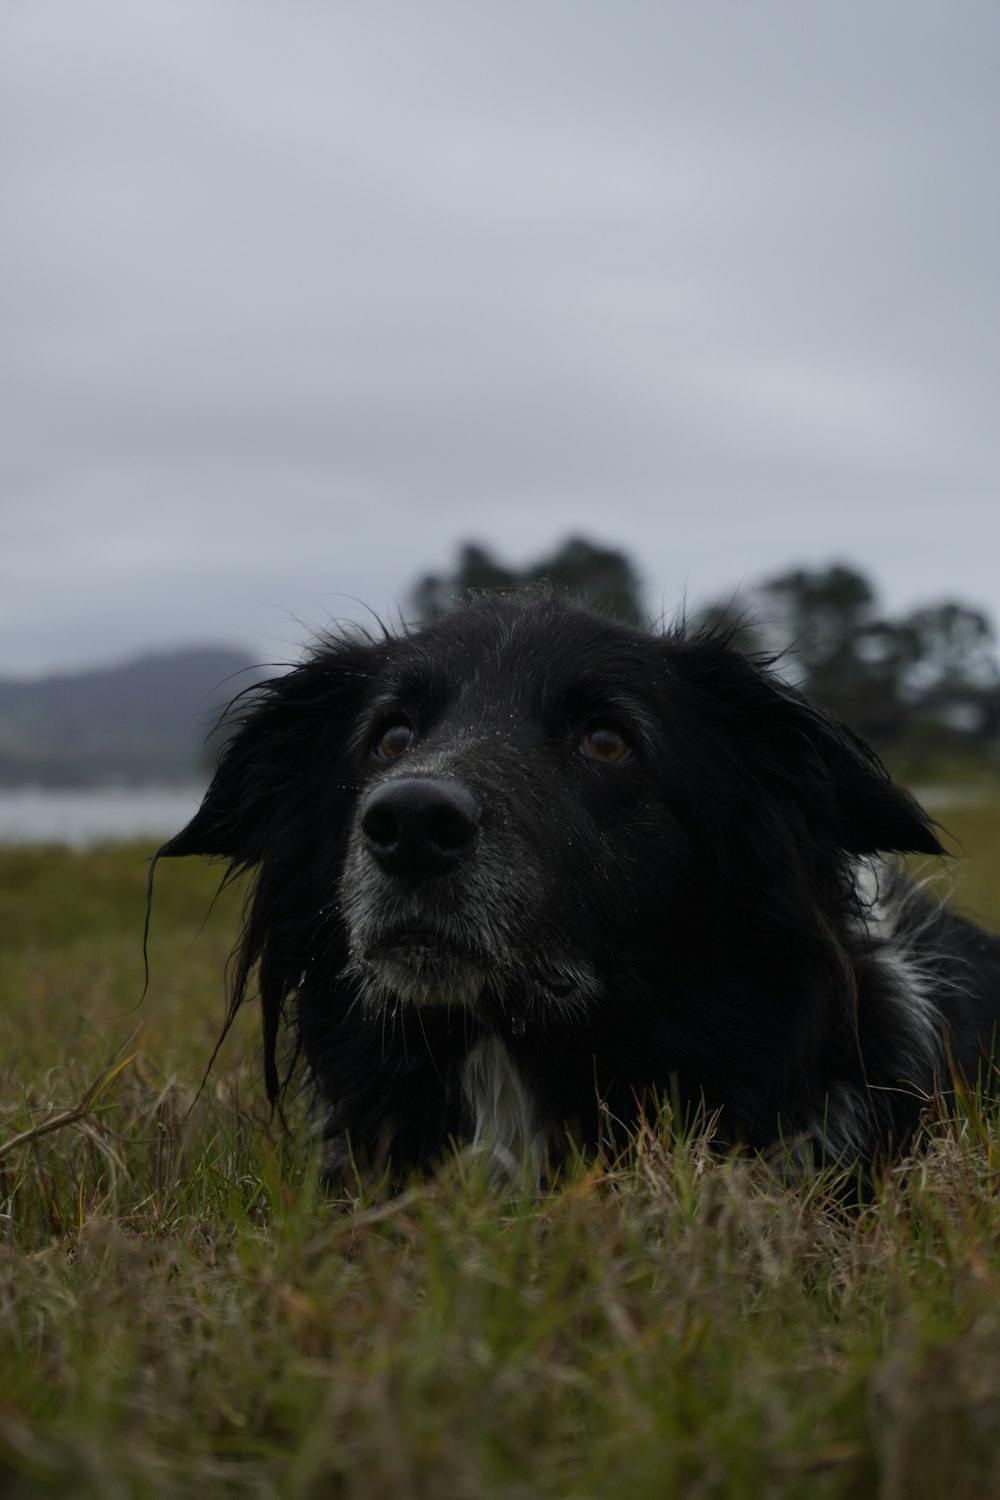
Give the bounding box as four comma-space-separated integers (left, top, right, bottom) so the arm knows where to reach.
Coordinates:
360, 777, 480, 880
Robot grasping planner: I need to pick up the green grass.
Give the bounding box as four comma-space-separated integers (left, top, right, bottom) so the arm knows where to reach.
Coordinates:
2, 804, 1000, 1498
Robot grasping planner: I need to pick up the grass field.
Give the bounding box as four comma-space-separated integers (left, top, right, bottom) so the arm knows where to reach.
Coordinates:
2, 803, 1000, 1498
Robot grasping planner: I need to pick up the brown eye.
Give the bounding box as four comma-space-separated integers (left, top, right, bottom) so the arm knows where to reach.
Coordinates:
579, 724, 631, 764
374, 721, 413, 760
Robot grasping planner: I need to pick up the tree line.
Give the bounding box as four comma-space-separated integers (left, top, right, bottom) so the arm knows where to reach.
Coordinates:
410, 539, 1000, 774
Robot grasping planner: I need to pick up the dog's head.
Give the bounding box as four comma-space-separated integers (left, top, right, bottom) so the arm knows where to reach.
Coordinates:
158, 590, 942, 1099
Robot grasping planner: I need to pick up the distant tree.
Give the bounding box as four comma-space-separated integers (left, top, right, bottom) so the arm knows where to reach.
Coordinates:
758, 563, 876, 677
896, 602, 1000, 742
754, 564, 894, 737
897, 602, 998, 697
411, 544, 521, 621
410, 537, 644, 624
753, 563, 1000, 757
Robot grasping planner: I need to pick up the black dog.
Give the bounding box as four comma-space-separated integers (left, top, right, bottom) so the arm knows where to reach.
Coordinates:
157, 590, 1000, 1184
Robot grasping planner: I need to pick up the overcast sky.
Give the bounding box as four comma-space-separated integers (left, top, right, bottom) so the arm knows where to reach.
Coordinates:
3, 1, 999, 676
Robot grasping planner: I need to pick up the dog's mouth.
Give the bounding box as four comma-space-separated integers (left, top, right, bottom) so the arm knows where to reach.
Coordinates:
352, 900, 599, 1032
372, 925, 482, 969
362, 925, 490, 1009
359, 923, 589, 1025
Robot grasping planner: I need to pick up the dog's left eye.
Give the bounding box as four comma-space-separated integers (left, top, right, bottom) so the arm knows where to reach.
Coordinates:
373, 720, 414, 760
579, 724, 631, 764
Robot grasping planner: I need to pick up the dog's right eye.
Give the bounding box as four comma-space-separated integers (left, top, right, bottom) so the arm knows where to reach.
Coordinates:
373, 720, 414, 761
579, 723, 632, 764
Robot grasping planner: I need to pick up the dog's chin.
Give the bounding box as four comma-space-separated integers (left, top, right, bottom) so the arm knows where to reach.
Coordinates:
363, 933, 488, 1010
352, 925, 599, 1026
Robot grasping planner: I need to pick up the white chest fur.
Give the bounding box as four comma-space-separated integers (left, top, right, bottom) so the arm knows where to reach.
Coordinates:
461, 1035, 546, 1179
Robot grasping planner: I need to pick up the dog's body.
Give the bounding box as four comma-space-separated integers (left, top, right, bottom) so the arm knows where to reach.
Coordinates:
159, 591, 1000, 1184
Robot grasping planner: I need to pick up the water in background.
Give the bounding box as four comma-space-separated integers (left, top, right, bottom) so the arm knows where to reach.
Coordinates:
0, 787, 207, 848
0, 782, 984, 850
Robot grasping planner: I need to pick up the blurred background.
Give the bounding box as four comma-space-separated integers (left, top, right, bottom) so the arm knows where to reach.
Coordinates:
2, 1, 999, 838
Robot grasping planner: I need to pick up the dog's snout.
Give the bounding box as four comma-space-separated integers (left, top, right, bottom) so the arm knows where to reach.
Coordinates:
360, 777, 480, 879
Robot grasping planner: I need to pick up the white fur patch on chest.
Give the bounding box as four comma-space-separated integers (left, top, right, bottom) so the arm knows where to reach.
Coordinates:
852, 857, 944, 1077
461, 1035, 546, 1179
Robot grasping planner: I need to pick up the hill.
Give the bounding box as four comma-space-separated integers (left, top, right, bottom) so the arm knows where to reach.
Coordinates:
0, 648, 266, 786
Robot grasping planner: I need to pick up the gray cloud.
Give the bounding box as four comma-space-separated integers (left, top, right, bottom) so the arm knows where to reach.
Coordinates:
2, 1, 999, 673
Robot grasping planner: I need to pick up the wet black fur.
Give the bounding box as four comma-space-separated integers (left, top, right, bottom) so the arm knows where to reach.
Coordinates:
156, 591, 1000, 1182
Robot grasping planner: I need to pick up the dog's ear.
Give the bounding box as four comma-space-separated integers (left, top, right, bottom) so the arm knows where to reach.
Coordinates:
675, 638, 943, 857
157, 636, 380, 866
